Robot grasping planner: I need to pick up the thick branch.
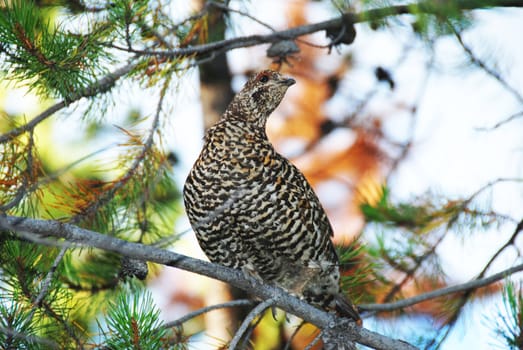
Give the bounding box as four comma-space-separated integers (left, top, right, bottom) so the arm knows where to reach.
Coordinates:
0, 215, 415, 350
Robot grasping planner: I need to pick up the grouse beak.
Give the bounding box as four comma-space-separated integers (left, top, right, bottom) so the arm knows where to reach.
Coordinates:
280, 77, 296, 87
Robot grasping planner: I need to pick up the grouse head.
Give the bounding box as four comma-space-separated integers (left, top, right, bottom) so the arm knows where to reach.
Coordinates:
224, 70, 295, 127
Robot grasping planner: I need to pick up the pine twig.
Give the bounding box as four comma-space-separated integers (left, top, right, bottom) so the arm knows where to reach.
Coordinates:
229, 298, 276, 350
476, 110, 523, 131
283, 321, 306, 350
70, 72, 171, 224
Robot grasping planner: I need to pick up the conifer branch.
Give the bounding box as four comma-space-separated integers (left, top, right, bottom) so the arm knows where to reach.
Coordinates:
70, 72, 169, 224
27, 247, 68, 322
0, 214, 416, 350
427, 217, 523, 346
1, 0, 521, 146
448, 22, 523, 105
476, 110, 523, 131
107, 0, 523, 59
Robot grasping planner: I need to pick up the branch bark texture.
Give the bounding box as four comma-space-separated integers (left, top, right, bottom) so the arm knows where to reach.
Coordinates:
0, 215, 415, 350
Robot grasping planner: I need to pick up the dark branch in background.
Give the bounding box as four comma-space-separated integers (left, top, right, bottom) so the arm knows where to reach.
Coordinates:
0, 215, 416, 350
476, 110, 523, 131
386, 51, 435, 177
110, 0, 523, 59
381, 230, 446, 304
448, 22, 523, 105
458, 178, 523, 212
448, 22, 523, 132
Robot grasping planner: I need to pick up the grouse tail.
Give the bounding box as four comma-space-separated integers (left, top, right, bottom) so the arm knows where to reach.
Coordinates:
335, 294, 362, 326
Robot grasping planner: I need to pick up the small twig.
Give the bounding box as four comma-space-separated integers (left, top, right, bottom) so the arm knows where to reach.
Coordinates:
208, 0, 335, 50
238, 309, 265, 350
381, 231, 445, 303
460, 177, 523, 209
208, 1, 277, 33
477, 218, 523, 278
27, 246, 68, 322
476, 110, 523, 131
70, 72, 172, 224
229, 298, 277, 350
163, 299, 254, 329
431, 216, 523, 342
387, 50, 435, 177
19, 245, 81, 346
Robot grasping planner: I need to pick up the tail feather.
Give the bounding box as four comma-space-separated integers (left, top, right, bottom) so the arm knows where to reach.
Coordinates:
335, 294, 362, 326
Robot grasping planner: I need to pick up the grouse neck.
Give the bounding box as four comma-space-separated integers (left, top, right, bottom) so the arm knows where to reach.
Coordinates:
215, 116, 268, 140
223, 95, 272, 129
222, 112, 267, 131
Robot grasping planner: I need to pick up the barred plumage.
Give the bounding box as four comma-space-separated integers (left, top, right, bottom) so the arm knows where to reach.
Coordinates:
183, 70, 360, 323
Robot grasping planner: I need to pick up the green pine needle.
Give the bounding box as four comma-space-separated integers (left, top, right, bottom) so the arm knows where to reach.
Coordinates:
103, 287, 167, 350
491, 281, 523, 349
0, 0, 110, 100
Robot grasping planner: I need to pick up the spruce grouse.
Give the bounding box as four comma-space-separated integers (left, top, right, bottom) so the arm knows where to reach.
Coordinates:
183, 70, 360, 323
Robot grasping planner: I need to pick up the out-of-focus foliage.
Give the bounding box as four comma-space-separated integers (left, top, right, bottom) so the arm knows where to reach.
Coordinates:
1, 0, 522, 348
102, 287, 168, 349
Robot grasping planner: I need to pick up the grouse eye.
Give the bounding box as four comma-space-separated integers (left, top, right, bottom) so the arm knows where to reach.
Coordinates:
259, 75, 269, 83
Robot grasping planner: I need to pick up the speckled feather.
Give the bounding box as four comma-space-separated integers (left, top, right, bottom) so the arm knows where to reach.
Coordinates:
183, 70, 360, 323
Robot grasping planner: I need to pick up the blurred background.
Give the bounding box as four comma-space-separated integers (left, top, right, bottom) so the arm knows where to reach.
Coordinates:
1, 0, 523, 349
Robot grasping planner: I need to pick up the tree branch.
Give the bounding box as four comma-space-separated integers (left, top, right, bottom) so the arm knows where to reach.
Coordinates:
2, 0, 522, 146
111, 0, 523, 59
360, 260, 523, 312
0, 214, 416, 350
